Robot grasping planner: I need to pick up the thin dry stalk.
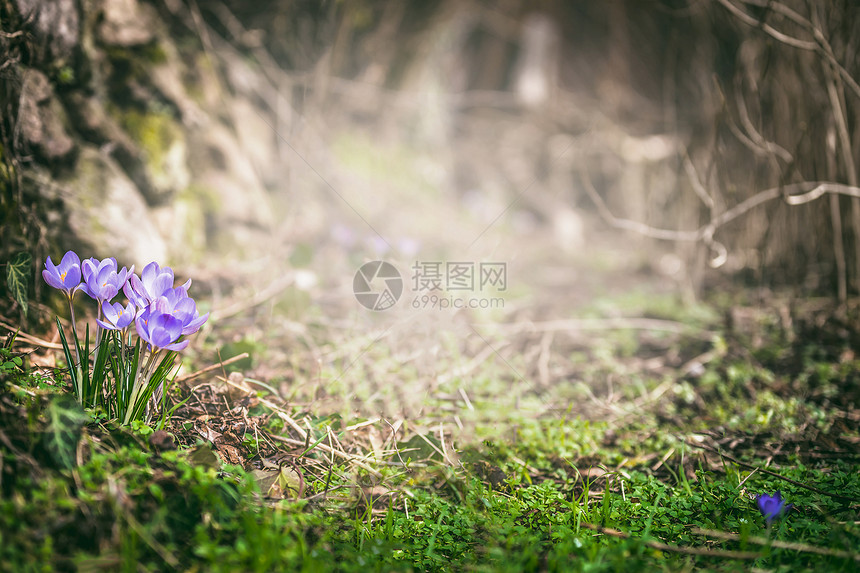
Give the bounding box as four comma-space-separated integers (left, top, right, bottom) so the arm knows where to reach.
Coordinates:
267, 433, 382, 477
176, 352, 250, 384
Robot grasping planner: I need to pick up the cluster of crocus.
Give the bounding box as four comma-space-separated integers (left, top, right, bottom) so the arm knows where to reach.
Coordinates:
756, 491, 793, 525
43, 250, 208, 424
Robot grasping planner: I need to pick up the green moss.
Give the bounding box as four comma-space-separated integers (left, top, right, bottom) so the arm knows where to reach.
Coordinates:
104, 40, 185, 186
140, 43, 168, 65
119, 109, 176, 160
115, 107, 182, 181
54, 65, 75, 86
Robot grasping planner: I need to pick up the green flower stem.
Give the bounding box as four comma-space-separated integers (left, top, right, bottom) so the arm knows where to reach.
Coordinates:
94, 304, 105, 356
123, 345, 159, 425
65, 294, 81, 374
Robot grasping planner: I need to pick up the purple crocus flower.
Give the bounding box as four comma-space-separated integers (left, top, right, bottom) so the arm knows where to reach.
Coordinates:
135, 307, 189, 352
756, 492, 793, 524
124, 261, 190, 308
152, 287, 209, 335
369, 235, 391, 256
42, 251, 82, 296
81, 257, 132, 303
96, 301, 136, 331
331, 223, 357, 249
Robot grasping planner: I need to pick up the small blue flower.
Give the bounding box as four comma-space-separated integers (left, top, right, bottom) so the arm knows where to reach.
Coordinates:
96, 301, 136, 331
81, 257, 132, 304
135, 306, 189, 352
124, 261, 184, 308
756, 491, 793, 524
42, 251, 82, 297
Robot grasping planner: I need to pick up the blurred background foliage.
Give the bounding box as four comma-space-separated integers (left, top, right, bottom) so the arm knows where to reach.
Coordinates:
2, 0, 860, 324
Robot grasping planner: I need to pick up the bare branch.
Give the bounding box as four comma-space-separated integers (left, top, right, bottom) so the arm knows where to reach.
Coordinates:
713, 0, 817, 50
583, 168, 860, 268
784, 183, 859, 204
724, 0, 860, 101
737, 0, 810, 28
581, 171, 698, 242
733, 80, 793, 163
682, 154, 715, 210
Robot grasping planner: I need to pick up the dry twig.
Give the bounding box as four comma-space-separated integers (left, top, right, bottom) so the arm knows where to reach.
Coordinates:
0, 319, 63, 350
176, 352, 250, 384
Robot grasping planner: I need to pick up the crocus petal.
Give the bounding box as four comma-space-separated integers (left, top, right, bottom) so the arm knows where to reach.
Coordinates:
117, 302, 135, 329
152, 312, 183, 339
149, 314, 182, 348
99, 282, 119, 302
140, 262, 175, 300
181, 312, 209, 335
95, 265, 113, 285
81, 258, 96, 282
172, 297, 197, 322
78, 258, 131, 302
80, 259, 99, 299
162, 339, 190, 352
151, 296, 171, 315
125, 274, 148, 307
137, 310, 184, 350
151, 328, 175, 348
756, 492, 792, 524
98, 258, 117, 276
42, 270, 60, 289
42, 264, 64, 290
102, 301, 119, 324
44, 256, 59, 275
151, 273, 174, 299
97, 300, 134, 330
43, 252, 82, 294
141, 261, 160, 286
62, 264, 81, 289
59, 250, 81, 269
56, 251, 82, 289
118, 265, 131, 285
135, 313, 151, 344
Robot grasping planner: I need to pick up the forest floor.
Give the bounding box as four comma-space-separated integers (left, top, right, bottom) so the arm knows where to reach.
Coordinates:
2, 217, 860, 572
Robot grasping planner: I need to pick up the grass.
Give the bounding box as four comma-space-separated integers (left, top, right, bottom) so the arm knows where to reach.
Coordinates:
1, 293, 859, 572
